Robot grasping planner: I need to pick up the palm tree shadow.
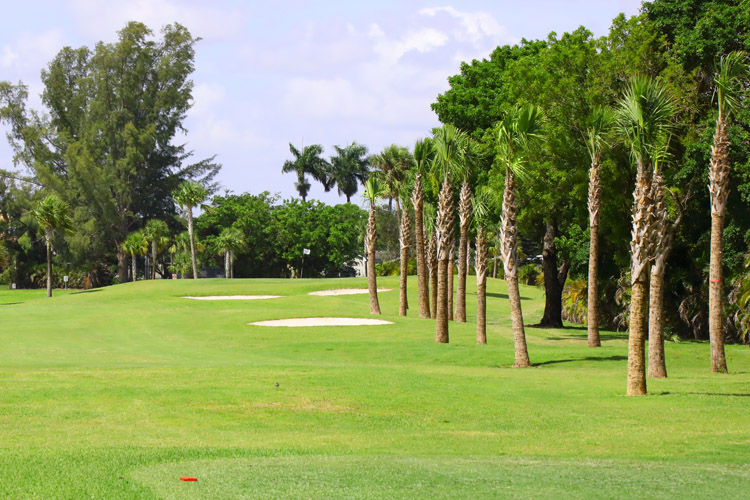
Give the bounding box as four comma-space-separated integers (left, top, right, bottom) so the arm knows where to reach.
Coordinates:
0, 302, 23, 306
534, 355, 627, 366
656, 391, 750, 397
486, 292, 531, 300
545, 330, 629, 341
70, 289, 101, 295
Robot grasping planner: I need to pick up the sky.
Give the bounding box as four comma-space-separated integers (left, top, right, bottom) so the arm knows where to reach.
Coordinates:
0, 0, 642, 205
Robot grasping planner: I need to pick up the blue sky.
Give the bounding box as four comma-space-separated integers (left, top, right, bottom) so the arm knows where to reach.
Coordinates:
1, 0, 641, 205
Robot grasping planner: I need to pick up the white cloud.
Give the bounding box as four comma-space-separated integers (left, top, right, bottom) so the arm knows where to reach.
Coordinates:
420, 6, 513, 44
283, 77, 377, 120
189, 83, 226, 118
0, 46, 19, 68
373, 27, 449, 63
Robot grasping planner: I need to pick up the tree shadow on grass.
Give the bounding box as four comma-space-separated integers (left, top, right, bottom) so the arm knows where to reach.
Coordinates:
0, 302, 23, 306
655, 391, 750, 397
70, 289, 101, 295
485, 292, 531, 300
544, 330, 629, 341
534, 355, 627, 367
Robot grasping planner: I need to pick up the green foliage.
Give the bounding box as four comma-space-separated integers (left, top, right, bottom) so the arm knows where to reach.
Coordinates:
327, 142, 370, 203
282, 143, 329, 201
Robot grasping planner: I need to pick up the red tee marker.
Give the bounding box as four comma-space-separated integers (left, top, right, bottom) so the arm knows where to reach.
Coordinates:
180, 477, 197, 481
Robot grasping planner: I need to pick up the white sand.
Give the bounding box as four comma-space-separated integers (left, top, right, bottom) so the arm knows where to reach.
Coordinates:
249, 317, 394, 327
182, 295, 281, 300
308, 288, 392, 296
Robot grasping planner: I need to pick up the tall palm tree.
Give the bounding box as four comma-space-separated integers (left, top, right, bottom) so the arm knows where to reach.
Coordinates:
455, 142, 478, 323
143, 219, 169, 279
397, 188, 412, 316
363, 176, 384, 314
30, 195, 72, 297
616, 76, 677, 396
708, 51, 748, 374
412, 138, 435, 318
216, 227, 245, 278
122, 231, 149, 282
281, 143, 329, 202
371, 145, 415, 211
327, 142, 370, 203
424, 203, 438, 320
473, 187, 493, 344
173, 181, 207, 280
496, 105, 543, 367
585, 107, 615, 348
432, 124, 469, 343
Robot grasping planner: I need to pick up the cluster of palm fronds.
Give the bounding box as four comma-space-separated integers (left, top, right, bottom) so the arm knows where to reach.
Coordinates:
561, 279, 588, 325
728, 255, 750, 344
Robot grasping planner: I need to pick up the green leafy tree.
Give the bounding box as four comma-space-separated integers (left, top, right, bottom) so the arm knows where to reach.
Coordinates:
30, 195, 72, 297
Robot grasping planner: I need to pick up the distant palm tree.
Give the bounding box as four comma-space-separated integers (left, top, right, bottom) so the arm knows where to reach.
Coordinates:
173, 181, 208, 279
616, 76, 676, 395
584, 107, 615, 348
412, 138, 435, 318
455, 141, 479, 323
472, 187, 494, 344
30, 195, 73, 297
122, 231, 149, 282
496, 105, 543, 367
216, 227, 245, 278
708, 51, 748, 374
143, 219, 169, 279
371, 144, 415, 211
327, 142, 370, 203
282, 143, 329, 201
363, 176, 384, 314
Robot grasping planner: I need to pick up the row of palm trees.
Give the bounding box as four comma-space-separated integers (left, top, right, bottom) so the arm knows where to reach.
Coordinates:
359, 52, 747, 395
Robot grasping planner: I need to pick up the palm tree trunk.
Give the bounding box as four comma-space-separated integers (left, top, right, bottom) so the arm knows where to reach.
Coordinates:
448, 243, 455, 321
46, 233, 52, 298
413, 175, 430, 318
456, 180, 471, 322
435, 176, 455, 343
117, 246, 128, 284
428, 232, 438, 319
131, 254, 136, 282
151, 240, 157, 279
187, 207, 198, 279
476, 226, 488, 344
500, 171, 530, 367
648, 257, 668, 378
367, 203, 381, 314
627, 166, 652, 396
225, 251, 230, 278
230, 251, 234, 279
708, 116, 729, 373
399, 206, 411, 316
587, 153, 602, 346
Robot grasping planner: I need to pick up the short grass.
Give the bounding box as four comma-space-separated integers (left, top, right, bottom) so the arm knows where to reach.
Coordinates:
0, 277, 748, 499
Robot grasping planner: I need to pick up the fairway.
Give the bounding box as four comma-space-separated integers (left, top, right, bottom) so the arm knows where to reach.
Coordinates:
1, 277, 749, 499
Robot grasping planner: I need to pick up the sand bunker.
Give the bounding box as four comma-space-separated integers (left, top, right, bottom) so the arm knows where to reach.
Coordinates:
249, 317, 394, 327
308, 288, 392, 296
183, 295, 281, 301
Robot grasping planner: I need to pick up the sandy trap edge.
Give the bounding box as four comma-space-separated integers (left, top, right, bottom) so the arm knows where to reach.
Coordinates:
249, 317, 394, 327
308, 288, 392, 296
182, 295, 282, 300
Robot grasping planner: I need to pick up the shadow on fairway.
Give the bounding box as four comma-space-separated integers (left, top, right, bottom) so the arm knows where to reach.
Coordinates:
0, 302, 23, 306
534, 355, 627, 367
70, 289, 102, 295
485, 292, 531, 300
656, 391, 750, 397
545, 330, 629, 341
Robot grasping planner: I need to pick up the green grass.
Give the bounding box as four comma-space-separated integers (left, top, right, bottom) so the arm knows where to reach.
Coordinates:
0, 277, 748, 499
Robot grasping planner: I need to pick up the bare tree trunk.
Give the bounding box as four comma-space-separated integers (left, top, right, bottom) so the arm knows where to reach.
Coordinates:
493, 254, 498, 279
413, 174, 430, 318
367, 203, 381, 315
429, 232, 438, 319
456, 180, 471, 322
151, 240, 157, 279
708, 116, 729, 373
448, 243, 455, 321
131, 255, 137, 282
587, 153, 602, 346
117, 246, 128, 284
648, 258, 668, 378
476, 226, 488, 344
627, 166, 652, 396
230, 251, 234, 279
225, 251, 230, 278
187, 207, 198, 279
538, 222, 566, 328
500, 171, 530, 367
435, 176, 455, 343
399, 206, 411, 316
46, 234, 52, 297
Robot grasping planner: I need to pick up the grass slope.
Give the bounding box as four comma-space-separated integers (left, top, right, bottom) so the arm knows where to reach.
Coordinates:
0, 277, 748, 499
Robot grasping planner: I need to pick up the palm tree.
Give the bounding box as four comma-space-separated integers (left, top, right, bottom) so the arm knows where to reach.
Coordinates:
432, 124, 468, 343
282, 143, 329, 201
122, 231, 149, 282
496, 105, 543, 367
397, 188, 412, 316
473, 188, 493, 344
173, 181, 207, 279
363, 176, 384, 314
371, 145, 414, 211
30, 195, 72, 297
143, 219, 169, 279
424, 203, 438, 320
455, 142, 478, 323
216, 227, 245, 278
327, 142, 370, 203
585, 107, 615, 348
616, 76, 677, 395
708, 51, 748, 374
412, 138, 435, 318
